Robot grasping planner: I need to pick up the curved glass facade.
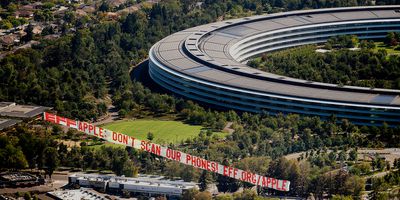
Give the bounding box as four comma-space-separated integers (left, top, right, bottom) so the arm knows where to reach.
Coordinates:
149, 7, 400, 127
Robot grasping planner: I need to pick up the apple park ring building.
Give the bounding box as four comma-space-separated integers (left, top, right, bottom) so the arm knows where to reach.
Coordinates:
149, 6, 400, 127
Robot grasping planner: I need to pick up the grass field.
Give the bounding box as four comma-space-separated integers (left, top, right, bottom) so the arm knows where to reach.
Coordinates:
373, 42, 400, 55
102, 120, 213, 144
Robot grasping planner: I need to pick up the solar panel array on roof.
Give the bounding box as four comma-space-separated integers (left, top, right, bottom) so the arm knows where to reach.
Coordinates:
196, 70, 238, 82
158, 42, 181, 52
166, 58, 201, 70
242, 21, 285, 32
219, 25, 260, 37
203, 50, 229, 59
370, 95, 397, 104
332, 11, 377, 20
201, 42, 226, 52
159, 50, 185, 60
161, 33, 192, 42
299, 14, 340, 23
372, 10, 400, 18
273, 17, 308, 26
183, 66, 211, 74
206, 34, 237, 44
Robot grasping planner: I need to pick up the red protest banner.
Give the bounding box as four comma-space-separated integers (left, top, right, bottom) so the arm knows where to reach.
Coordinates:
43, 112, 290, 191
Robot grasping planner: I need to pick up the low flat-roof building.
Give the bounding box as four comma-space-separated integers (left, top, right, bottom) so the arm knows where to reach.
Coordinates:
0, 118, 21, 130
0, 172, 44, 188
48, 188, 113, 200
0, 102, 51, 118
68, 174, 197, 197
0, 102, 51, 130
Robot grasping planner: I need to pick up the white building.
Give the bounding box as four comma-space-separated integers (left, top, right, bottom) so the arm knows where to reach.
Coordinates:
68, 174, 198, 197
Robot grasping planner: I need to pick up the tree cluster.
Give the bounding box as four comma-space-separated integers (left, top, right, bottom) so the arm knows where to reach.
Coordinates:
385, 32, 400, 48
0, 124, 137, 178
249, 40, 400, 89
371, 169, 400, 199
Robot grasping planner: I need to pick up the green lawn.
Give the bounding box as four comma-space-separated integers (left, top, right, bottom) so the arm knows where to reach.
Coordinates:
373, 42, 400, 55
101, 120, 211, 144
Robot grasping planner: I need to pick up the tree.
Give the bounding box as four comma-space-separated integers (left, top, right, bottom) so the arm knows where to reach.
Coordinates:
215, 194, 233, 200
182, 188, 199, 200
338, 151, 347, 162
394, 158, 400, 169
267, 157, 290, 180
296, 161, 311, 197
344, 175, 365, 198
122, 160, 138, 177
216, 173, 240, 193
0, 144, 28, 170
372, 157, 386, 171
287, 161, 302, 195
67, 146, 82, 169
22, 24, 34, 42
147, 132, 154, 141
43, 147, 59, 179
24, 192, 32, 200
181, 165, 197, 182
331, 195, 353, 200
99, 1, 111, 12
0, 20, 13, 29
328, 151, 337, 164
385, 32, 398, 47
233, 189, 257, 200
194, 191, 212, 200
199, 170, 212, 191
349, 149, 358, 161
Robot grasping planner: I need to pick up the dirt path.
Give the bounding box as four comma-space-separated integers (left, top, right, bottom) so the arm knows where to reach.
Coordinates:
93, 104, 120, 126
223, 122, 235, 134
93, 59, 152, 126
91, 93, 120, 126
368, 169, 399, 178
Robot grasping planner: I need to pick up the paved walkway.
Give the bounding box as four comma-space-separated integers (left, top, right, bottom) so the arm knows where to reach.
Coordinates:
93, 104, 119, 126
223, 122, 235, 134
